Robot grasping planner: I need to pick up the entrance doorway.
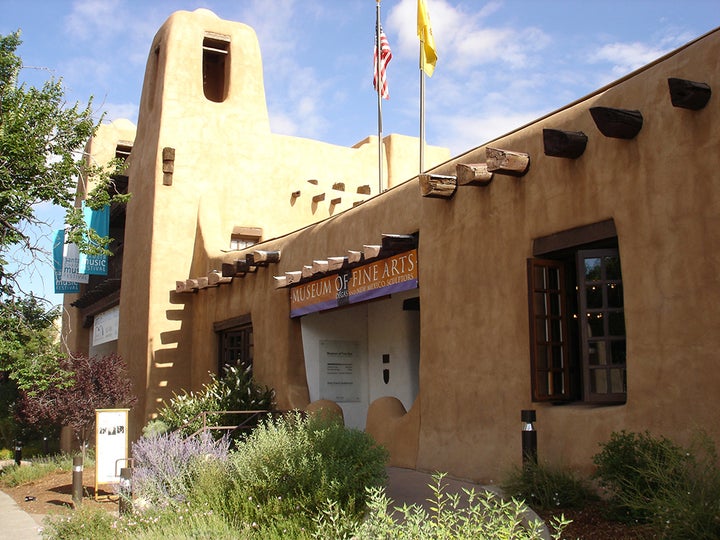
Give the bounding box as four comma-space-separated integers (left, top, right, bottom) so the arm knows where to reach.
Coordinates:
301, 289, 420, 429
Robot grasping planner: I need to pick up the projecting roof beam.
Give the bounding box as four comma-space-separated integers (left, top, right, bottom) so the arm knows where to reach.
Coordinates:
589, 106, 643, 139
419, 173, 457, 199
668, 77, 711, 110
543, 129, 588, 159
486, 147, 530, 176
456, 163, 493, 186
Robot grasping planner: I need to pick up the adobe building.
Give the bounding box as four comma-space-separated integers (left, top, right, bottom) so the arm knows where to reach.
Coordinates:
62, 9, 448, 444
63, 8, 720, 483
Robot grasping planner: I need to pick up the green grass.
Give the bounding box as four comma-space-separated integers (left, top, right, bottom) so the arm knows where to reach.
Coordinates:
0, 452, 94, 488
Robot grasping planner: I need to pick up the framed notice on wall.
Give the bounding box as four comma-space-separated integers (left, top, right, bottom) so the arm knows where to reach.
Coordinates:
95, 408, 129, 499
319, 340, 361, 402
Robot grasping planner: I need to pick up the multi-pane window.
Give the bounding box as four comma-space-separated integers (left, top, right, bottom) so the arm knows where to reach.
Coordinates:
215, 315, 253, 376
528, 221, 626, 405
527, 259, 571, 400
577, 249, 626, 403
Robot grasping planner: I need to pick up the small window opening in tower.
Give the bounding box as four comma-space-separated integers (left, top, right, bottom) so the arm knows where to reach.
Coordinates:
203, 35, 230, 102
115, 143, 132, 162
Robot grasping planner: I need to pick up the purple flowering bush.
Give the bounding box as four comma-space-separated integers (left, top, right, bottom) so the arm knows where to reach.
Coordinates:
131, 430, 230, 506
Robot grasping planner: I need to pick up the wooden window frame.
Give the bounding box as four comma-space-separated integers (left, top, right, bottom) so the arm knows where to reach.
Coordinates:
529, 219, 626, 405
214, 314, 253, 376
576, 249, 627, 404
527, 258, 573, 402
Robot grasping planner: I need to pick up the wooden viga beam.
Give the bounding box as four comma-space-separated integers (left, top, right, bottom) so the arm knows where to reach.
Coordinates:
543, 129, 588, 159
176, 280, 191, 293
250, 250, 281, 266
485, 147, 530, 176
589, 106, 643, 139
208, 270, 232, 286
667, 77, 711, 110
221, 258, 253, 278
419, 173, 457, 199
456, 163, 493, 186
272, 271, 300, 288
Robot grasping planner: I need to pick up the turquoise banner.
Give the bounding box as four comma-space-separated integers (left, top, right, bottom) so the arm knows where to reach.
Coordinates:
78, 202, 110, 275
53, 229, 81, 294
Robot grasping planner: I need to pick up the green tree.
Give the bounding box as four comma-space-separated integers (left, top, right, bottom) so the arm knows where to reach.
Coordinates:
0, 30, 127, 298
0, 30, 130, 444
0, 295, 67, 448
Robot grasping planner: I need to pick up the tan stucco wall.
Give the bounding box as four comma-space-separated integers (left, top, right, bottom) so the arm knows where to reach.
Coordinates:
66, 9, 720, 482
103, 9, 448, 436
183, 27, 720, 482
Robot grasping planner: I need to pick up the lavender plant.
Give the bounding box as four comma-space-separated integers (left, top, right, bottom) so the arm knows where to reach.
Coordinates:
131, 430, 230, 507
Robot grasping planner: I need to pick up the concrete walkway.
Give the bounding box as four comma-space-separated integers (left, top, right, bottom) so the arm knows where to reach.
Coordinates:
0, 488, 43, 539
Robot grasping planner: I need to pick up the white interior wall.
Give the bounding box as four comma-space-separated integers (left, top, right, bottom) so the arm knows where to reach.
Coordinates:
301, 289, 420, 429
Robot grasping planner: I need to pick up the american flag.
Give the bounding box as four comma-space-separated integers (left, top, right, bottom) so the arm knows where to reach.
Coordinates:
373, 26, 392, 100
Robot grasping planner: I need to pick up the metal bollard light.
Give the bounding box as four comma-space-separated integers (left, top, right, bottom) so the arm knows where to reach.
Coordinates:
72, 456, 83, 507
118, 467, 133, 515
14, 440, 22, 466
521, 409, 537, 465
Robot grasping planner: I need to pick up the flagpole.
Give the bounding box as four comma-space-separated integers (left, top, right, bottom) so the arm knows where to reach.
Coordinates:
418, 0, 436, 175
375, 0, 383, 194
419, 51, 425, 174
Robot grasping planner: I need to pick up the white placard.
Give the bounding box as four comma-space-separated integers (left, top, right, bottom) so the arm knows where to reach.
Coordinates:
319, 340, 361, 402
95, 409, 129, 488
93, 306, 120, 346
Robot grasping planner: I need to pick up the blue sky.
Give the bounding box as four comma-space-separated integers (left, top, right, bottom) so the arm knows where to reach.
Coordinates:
2, 0, 718, 306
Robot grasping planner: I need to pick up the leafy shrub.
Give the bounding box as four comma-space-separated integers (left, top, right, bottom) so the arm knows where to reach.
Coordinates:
42, 504, 243, 540
131, 431, 230, 506
501, 459, 593, 510
42, 506, 117, 540
594, 430, 720, 539
593, 430, 684, 522
15, 353, 136, 452
204, 411, 388, 527
141, 419, 169, 438
315, 472, 570, 540
155, 364, 274, 437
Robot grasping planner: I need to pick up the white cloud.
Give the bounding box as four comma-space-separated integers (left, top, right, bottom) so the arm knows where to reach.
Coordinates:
65, 0, 125, 41
387, 0, 549, 69
591, 42, 670, 75
435, 109, 542, 156
100, 102, 139, 124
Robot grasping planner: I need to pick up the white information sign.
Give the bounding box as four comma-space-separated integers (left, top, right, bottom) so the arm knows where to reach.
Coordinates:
319, 340, 361, 402
95, 409, 129, 492
93, 305, 120, 346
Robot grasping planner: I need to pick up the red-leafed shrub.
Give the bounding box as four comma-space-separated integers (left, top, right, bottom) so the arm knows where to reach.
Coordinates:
15, 353, 136, 452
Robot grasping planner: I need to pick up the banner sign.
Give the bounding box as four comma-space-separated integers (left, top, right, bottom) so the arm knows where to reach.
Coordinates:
95, 409, 129, 491
93, 305, 120, 346
53, 229, 81, 294
78, 202, 109, 275
61, 240, 89, 284
290, 249, 417, 318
